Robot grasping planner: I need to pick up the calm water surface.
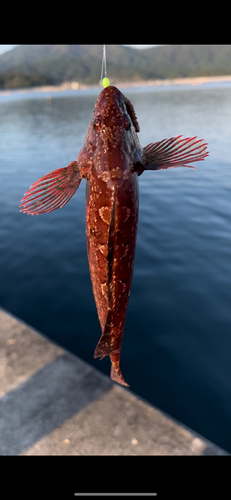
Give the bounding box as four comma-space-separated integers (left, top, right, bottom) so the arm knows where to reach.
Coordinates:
1, 83, 231, 452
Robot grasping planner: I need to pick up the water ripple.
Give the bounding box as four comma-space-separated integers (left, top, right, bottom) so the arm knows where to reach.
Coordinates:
1, 85, 231, 452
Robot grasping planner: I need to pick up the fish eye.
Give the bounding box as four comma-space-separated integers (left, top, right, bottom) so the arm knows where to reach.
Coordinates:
93, 115, 102, 131
123, 114, 131, 131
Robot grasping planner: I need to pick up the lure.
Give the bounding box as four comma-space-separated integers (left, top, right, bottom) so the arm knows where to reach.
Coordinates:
20, 85, 208, 386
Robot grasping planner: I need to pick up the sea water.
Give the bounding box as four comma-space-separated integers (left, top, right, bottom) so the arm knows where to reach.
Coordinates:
1, 82, 231, 452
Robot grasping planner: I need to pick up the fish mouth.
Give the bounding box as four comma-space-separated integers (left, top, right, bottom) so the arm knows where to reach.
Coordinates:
96, 84, 123, 102
94, 86, 127, 128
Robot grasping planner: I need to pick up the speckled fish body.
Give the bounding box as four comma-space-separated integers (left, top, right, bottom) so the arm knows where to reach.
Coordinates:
20, 85, 209, 386
78, 87, 141, 385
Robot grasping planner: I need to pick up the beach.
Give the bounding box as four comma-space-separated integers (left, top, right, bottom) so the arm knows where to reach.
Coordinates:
1, 75, 231, 96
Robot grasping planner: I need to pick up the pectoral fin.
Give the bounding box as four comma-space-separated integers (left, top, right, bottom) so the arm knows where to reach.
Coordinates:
20, 161, 81, 215
142, 136, 208, 171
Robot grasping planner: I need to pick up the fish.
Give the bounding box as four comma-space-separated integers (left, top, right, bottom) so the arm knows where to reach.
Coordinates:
20, 85, 209, 387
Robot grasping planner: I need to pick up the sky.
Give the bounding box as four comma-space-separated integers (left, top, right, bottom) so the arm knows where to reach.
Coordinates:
0, 45, 16, 54
0, 45, 155, 55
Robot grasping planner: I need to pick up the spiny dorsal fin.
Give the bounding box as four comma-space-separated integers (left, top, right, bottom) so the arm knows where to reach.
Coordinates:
124, 96, 140, 133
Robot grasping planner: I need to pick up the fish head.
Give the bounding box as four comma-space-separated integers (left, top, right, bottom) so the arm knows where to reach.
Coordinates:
93, 85, 140, 138
84, 86, 142, 185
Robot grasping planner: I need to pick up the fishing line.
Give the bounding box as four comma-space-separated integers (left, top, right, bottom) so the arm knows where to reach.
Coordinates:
101, 45, 110, 88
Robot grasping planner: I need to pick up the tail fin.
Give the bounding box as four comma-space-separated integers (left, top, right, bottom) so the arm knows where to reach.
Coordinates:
142, 136, 208, 171
20, 161, 81, 215
110, 353, 129, 387
94, 337, 129, 387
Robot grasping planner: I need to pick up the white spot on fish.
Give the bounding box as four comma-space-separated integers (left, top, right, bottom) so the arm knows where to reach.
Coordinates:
101, 171, 110, 183
99, 244, 107, 257
124, 208, 131, 222
101, 282, 107, 297
99, 206, 111, 224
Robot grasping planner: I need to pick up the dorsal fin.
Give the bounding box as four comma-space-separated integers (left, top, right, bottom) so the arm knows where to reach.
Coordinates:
124, 97, 140, 133
94, 193, 118, 359
107, 192, 116, 290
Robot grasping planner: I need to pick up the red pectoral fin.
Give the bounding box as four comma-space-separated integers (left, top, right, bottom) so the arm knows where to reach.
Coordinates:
142, 136, 209, 171
20, 161, 81, 215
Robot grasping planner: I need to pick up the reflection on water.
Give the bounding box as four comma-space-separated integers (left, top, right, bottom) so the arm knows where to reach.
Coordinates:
1, 84, 231, 452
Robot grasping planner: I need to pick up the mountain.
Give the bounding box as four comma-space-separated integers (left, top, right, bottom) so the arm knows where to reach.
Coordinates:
0, 45, 231, 89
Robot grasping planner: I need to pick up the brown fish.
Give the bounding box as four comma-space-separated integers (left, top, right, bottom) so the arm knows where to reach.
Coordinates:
20, 85, 208, 386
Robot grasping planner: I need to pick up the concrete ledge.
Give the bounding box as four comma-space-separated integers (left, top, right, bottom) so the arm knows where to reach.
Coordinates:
0, 307, 229, 455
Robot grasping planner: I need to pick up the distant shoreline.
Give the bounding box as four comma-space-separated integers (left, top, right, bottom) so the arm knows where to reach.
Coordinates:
1, 75, 231, 95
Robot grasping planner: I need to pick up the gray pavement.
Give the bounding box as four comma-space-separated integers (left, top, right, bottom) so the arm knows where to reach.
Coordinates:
0, 306, 229, 455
